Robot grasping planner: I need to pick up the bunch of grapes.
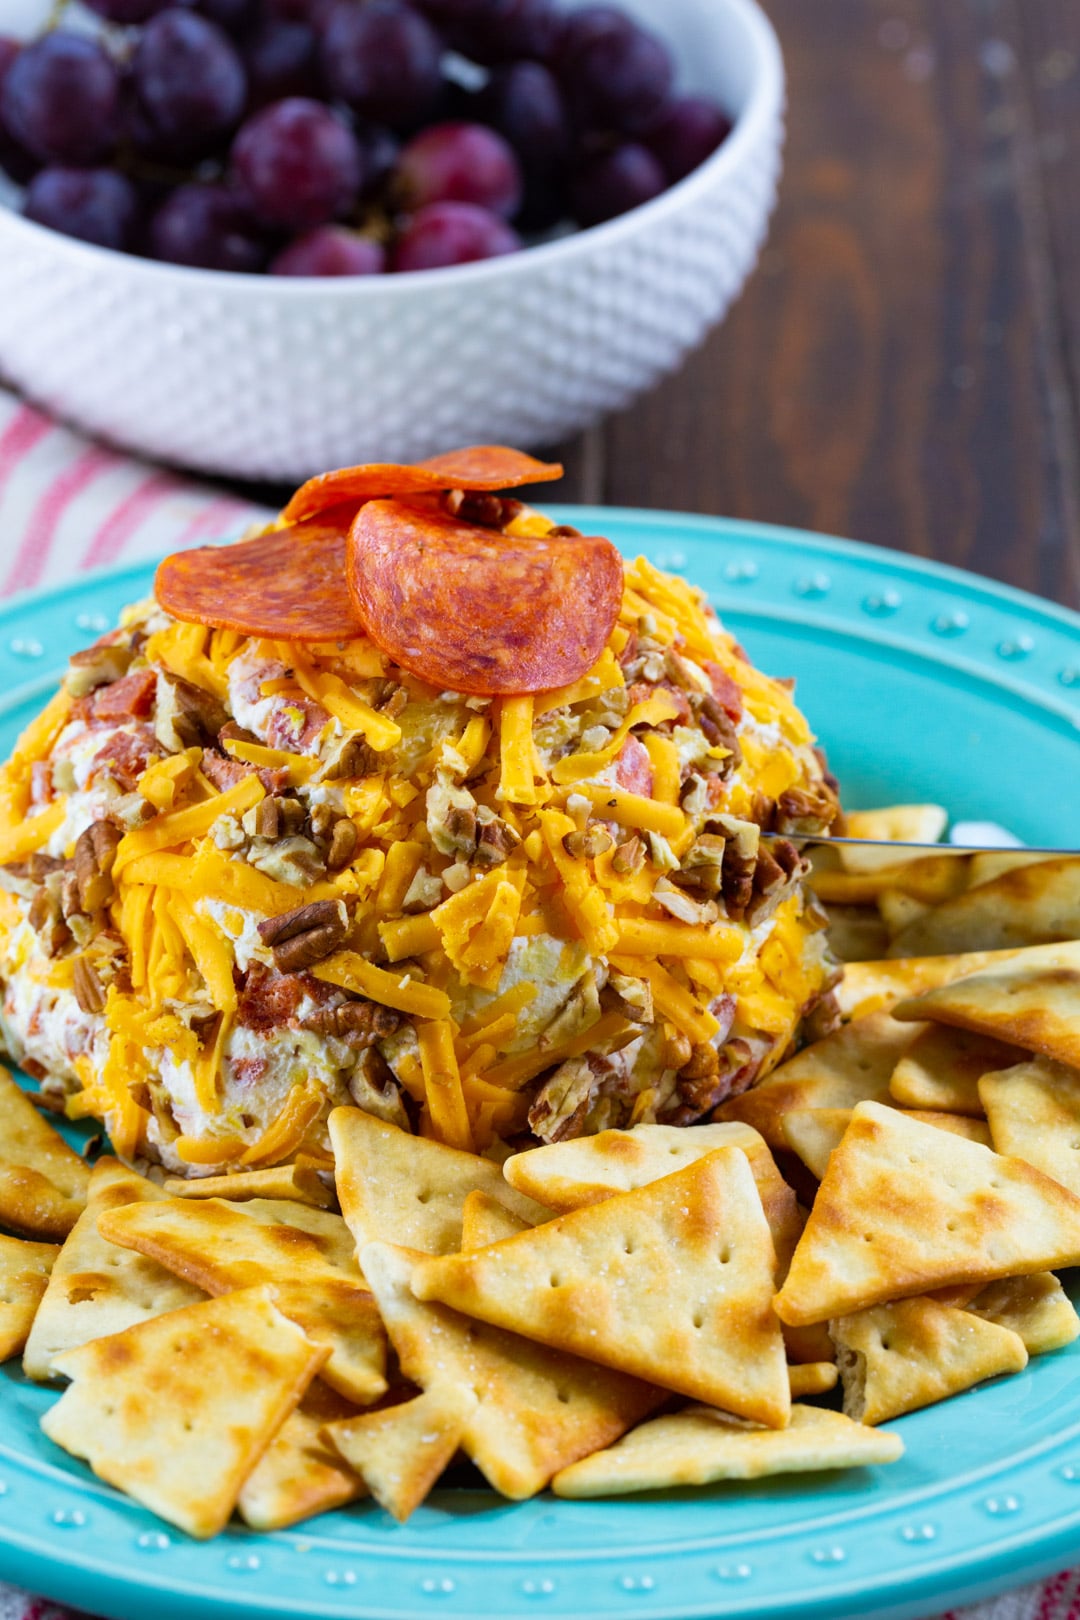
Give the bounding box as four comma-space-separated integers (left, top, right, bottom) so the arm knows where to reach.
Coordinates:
0, 1, 732, 275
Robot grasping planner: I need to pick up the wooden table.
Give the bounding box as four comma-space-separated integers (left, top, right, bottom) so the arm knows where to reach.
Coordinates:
549, 0, 1080, 610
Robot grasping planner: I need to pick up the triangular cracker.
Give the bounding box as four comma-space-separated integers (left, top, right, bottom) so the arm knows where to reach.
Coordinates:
238, 1381, 364, 1531
889, 857, 1080, 958
789, 1361, 838, 1398
0, 1067, 89, 1239
836, 949, 1024, 1020
97, 1197, 386, 1404
503, 1122, 802, 1272
810, 851, 968, 905
461, 1191, 531, 1249
551, 1403, 903, 1498
831, 1296, 1027, 1424
413, 1148, 790, 1426
840, 804, 949, 865
0, 1234, 57, 1361
965, 1273, 1080, 1355
163, 1159, 333, 1208
23, 1158, 204, 1382
782, 1107, 990, 1181
889, 1024, 1023, 1114
827, 904, 890, 964
329, 1108, 547, 1256
892, 942, 1080, 1068
774, 1101, 1080, 1325
362, 1242, 662, 1499
41, 1285, 327, 1538
716, 1012, 923, 1148
324, 1385, 477, 1522
979, 1058, 1080, 1197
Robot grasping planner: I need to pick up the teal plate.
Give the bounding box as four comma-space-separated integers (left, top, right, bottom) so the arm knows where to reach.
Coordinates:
0, 509, 1077, 1620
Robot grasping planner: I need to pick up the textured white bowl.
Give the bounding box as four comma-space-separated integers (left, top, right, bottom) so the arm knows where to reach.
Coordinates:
0, 0, 783, 481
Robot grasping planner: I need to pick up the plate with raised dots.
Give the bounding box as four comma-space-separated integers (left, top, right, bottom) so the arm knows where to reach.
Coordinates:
0, 509, 1077, 1620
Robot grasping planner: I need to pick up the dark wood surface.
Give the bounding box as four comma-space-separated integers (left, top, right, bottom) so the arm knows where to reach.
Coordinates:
548, 0, 1080, 610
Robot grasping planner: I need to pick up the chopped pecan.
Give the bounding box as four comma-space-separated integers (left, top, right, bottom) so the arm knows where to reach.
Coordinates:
704, 814, 759, 919
156, 672, 229, 750
258, 898, 350, 972
474, 816, 520, 867
562, 825, 614, 860
301, 998, 400, 1047
679, 773, 710, 816
692, 692, 742, 775
600, 971, 653, 1024
446, 804, 478, 847
673, 834, 726, 896
347, 1046, 410, 1128
65, 641, 133, 698
72, 956, 106, 1015
802, 989, 842, 1044
548, 523, 582, 538
775, 784, 838, 837
323, 735, 378, 780
745, 837, 808, 927
661, 1035, 761, 1123
326, 817, 358, 871
653, 876, 717, 925
658, 1026, 693, 1070
611, 834, 645, 875
248, 835, 324, 887
74, 821, 121, 913
250, 795, 306, 839
218, 721, 261, 748
680, 1041, 720, 1083
28, 885, 69, 956
402, 866, 444, 912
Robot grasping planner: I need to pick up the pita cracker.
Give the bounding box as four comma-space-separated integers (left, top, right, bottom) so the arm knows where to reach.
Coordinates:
782, 1108, 991, 1182
0, 1234, 57, 1360
414, 1148, 790, 1426
503, 1122, 802, 1272
774, 1101, 1080, 1325
810, 852, 970, 906
877, 891, 933, 938
826, 905, 891, 964
839, 805, 949, 870
329, 1108, 547, 1256
889, 1024, 1022, 1115
41, 1285, 327, 1539
892, 942, 1080, 1069
831, 1296, 1027, 1425
890, 857, 1080, 958
836, 949, 1024, 1019
324, 1384, 477, 1522
788, 1361, 838, 1398
238, 1381, 364, 1531
0, 1067, 89, 1240
163, 1158, 333, 1209
979, 1057, 1080, 1196
461, 1191, 531, 1249
965, 1273, 1080, 1355
906, 1112, 992, 1145
551, 1402, 902, 1498
716, 1012, 922, 1149
361, 1242, 662, 1499
237, 1198, 359, 1270
97, 1197, 386, 1405
968, 852, 1051, 888
23, 1159, 204, 1382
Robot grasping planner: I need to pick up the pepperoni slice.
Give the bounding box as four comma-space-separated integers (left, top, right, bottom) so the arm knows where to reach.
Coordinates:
346, 499, 623, 695
281, 445, 563, 525
155, 511, 365, 641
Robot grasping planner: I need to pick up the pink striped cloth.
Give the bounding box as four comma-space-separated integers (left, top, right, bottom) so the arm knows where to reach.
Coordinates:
0, 382, 1072, 1620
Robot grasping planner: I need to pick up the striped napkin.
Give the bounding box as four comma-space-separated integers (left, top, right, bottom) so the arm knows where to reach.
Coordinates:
0, 382, 1072, 1620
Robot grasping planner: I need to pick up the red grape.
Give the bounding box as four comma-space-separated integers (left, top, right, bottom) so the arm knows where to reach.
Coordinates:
132, 10, 247, 161
476, 61, 569, 169
149, 181, 268, 270
648, 95, 731, 183
25, 166, 138, 250
557, 7, 673, 134
242, 17, 319, 107
321, 1, 443, 131
454, 0, 561, 65
82, 0, 181, 20
196, 0, 258, 32
0, 38, 35, 184
231, 96, 364, 230
396, 121, 522, 218
270, 225, 386, 275
392, 200, 519, 270
569, 140, 664, 226
0, 33, 121, 168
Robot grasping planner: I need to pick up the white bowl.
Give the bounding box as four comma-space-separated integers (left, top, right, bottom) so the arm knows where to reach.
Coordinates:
0, 0, 783, 482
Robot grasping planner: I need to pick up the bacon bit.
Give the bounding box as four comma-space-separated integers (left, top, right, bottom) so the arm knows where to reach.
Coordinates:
90, 668, 157, 725
235, 962, 338, 1033
229, 1055, 269, 1089
702, 661, 744, 724
627, 679, 691, 727
200, 751, 288, 796
614, 734, 654, 798
30, 761, 53, 807
91, 727, 159, 791
266, 696, 328, 755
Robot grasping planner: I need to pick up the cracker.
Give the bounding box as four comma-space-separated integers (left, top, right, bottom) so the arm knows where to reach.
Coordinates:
0, 1234, 57, 1361
413, 1148, 790, 1427
831, 1297, 1027, 1425
836, 949, 1024, 1020
782, 1108, 991, 1182
826, 905, 891, 964
809, 853, 970, 906
23, 1158, 204, 1382
551, 1403, 903, 1498
324, 1385, 477, 1522
461, 1191, 531, 1249
889, 1024, 1022, 1115
0, 1067, 89, 1240
891, 942, 1080, 1069
876, 891, 932, 939
889, 857, 1080, 958
41, 1285, 327, 1539
98, 1196, 387, 1405
716, 1012, 922, 1149
238, 1381, 364, 1531
503, 1122, 802, 1272
965, 1272, 1080, 1355
839, 805, 949, 870
329, 1108, 547, 1256
361, 1242, 662, 1499
774, 1102, 1080, 1325
980, 1058, 1080, 1197
163, 1158, 333, 1209
788, 1361, 838, 1398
